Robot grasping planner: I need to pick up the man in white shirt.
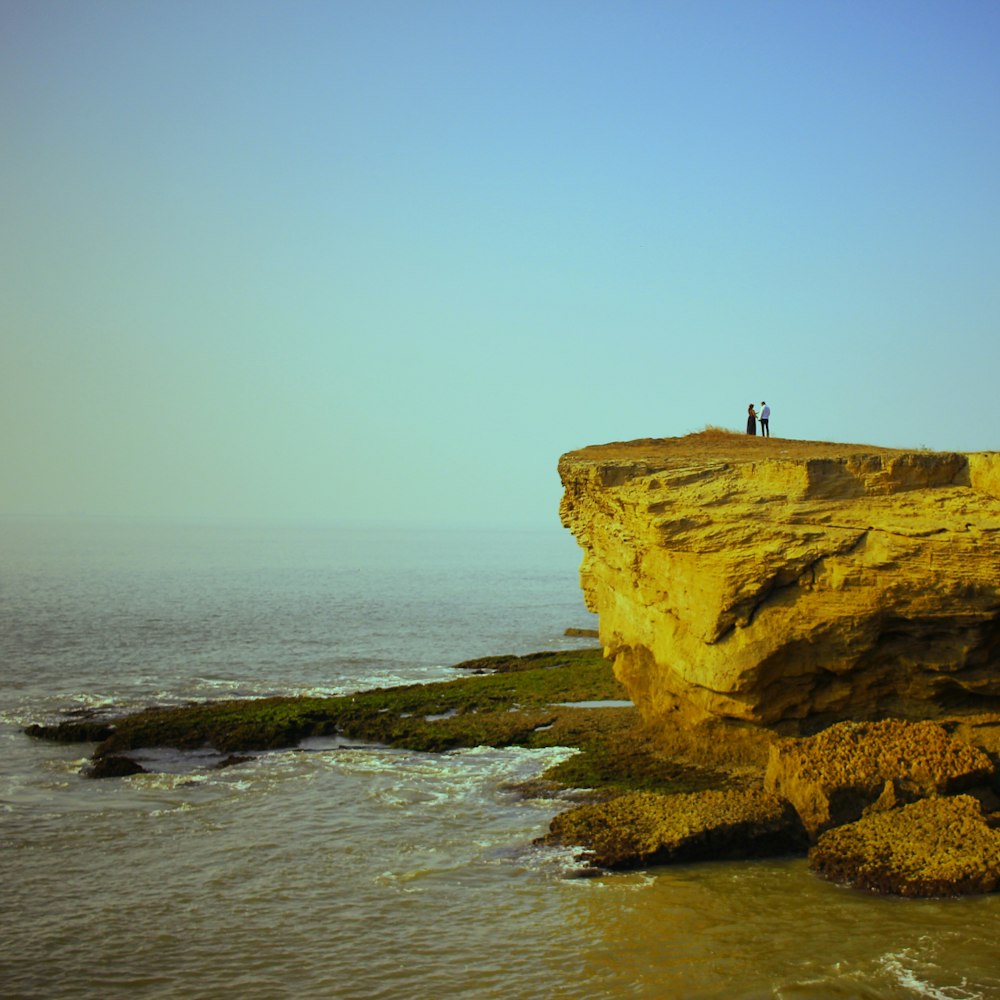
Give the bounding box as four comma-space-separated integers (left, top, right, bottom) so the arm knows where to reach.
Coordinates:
760, 402, 771, 437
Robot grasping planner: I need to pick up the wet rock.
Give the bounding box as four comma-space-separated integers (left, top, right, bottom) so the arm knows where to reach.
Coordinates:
543, 788, 806, 869
212, 754, 254, 770
500, 777, 607, 803
85, 755, 147, 779
809, 795, 1000, 896
764, 719, 995, 839
25, 719, 115, 743
452, 651, 598, 673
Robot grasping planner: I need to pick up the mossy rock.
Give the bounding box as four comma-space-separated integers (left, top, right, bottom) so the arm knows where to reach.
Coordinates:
23, 649, 769, 804
25, 719, 115, 744
452, 649, 602, 673
809, 795, 1000, 896
531, 708, 726, 794
25, 649, 641, 773
544, 788, 807, 869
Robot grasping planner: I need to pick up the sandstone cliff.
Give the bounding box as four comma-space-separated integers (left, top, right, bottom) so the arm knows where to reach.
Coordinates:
559, 433, 1000, 732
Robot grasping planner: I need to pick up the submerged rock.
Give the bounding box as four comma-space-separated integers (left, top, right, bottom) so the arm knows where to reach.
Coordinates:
559, 433, 1000, 732
544, 788, 806, 869
85, 755, 147, 779
809, 795, 1000, 896
25, 719, 115, 744
764, 719, 995, 839
212, 754, 255, 770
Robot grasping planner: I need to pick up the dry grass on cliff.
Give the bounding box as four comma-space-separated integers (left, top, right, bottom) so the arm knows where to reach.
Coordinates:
564, 430, 935, 465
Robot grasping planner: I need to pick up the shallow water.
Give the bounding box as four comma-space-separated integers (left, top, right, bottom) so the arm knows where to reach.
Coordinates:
3, 518, 999, 999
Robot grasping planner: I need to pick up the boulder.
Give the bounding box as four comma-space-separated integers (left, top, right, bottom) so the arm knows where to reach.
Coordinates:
544, 788, 806, 869
764, 719, 995, 838
85, 755, 147, 779
809, 795, 1000, 896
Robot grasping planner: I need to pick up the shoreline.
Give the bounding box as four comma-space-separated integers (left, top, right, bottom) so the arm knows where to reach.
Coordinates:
25, 647, 1000, 897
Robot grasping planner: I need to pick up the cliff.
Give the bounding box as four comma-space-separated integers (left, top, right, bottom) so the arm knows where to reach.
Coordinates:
559, 432, 1000, 733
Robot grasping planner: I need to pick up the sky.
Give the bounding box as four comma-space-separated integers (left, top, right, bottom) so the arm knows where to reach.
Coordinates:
2, 0, 999, 526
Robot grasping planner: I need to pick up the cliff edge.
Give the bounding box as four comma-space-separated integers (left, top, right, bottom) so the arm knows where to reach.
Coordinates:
559, 432, 1000, 733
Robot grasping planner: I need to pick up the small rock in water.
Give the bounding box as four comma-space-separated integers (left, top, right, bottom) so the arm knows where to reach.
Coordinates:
85, 755, 147, 779
212, 754, 255, 770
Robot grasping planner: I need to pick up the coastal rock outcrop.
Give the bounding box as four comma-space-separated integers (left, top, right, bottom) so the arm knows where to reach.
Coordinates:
545, 788, 806, 869
559, 433, 1000, 732
808, 795, 1000, 896
764, 719, 995, 838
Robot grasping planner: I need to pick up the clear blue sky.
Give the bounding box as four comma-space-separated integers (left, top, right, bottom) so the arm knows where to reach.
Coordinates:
3, 0, 999, 525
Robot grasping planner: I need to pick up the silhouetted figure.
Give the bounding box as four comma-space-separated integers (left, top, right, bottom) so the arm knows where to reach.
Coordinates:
747, 403, 757, 436
760, 401, 770, 437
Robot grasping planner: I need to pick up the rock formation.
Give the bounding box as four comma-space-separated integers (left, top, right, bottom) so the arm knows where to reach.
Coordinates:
763, 719, 995, 838
542, 717, 1000, 894
559, 433, 1000, 732
545, 787, 806, 869
809, 795, 1000, 896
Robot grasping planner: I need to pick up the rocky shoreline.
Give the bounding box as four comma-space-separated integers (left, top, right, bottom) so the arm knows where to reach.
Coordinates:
25, 647, 1000, 898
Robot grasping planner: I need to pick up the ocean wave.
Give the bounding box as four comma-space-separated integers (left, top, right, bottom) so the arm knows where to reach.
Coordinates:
878, 947, 992, 1000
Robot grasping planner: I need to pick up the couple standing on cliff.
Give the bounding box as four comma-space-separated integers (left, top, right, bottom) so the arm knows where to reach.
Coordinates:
747, 402, 770, 437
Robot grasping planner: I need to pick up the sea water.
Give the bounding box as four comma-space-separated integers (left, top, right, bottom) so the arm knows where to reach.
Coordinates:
2, 517, 999, 1000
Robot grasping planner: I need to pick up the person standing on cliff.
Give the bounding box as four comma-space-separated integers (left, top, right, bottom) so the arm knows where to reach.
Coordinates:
746, 403, 757, 435
760, 401, 770, 437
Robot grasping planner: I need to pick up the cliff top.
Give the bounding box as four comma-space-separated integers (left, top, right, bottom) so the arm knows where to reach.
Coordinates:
562, 430, 962, 465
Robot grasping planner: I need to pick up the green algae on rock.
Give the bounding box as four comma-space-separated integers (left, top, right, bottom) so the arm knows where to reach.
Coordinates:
532, 709, 734, 796
25, 649, 645, 774
544, 788, 806, 869
809, 795, 1000, 896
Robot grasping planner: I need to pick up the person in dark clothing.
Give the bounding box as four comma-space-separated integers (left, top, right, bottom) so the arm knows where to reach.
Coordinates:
746, 403, 757, 436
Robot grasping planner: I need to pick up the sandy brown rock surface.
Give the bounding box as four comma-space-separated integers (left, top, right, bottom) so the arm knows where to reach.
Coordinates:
809, 794, 1000, 896
559, 431, 1000, 732
764, 719, 995, 838
545, 787, 805, 869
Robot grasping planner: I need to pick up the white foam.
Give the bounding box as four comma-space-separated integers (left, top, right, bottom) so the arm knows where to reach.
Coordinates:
878, 949, 983, 1000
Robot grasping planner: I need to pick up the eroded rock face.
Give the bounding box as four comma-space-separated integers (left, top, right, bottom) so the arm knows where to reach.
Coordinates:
559, 434, 1000, 731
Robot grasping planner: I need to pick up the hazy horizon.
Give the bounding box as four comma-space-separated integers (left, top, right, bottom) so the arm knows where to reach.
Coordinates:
4, 1, 999, 525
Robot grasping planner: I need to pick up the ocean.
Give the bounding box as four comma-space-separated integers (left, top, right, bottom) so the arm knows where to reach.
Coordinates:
2, 516, 999, 1000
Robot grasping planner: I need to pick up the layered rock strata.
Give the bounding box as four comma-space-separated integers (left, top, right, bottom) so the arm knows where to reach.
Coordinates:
559, 434, 1000, 731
